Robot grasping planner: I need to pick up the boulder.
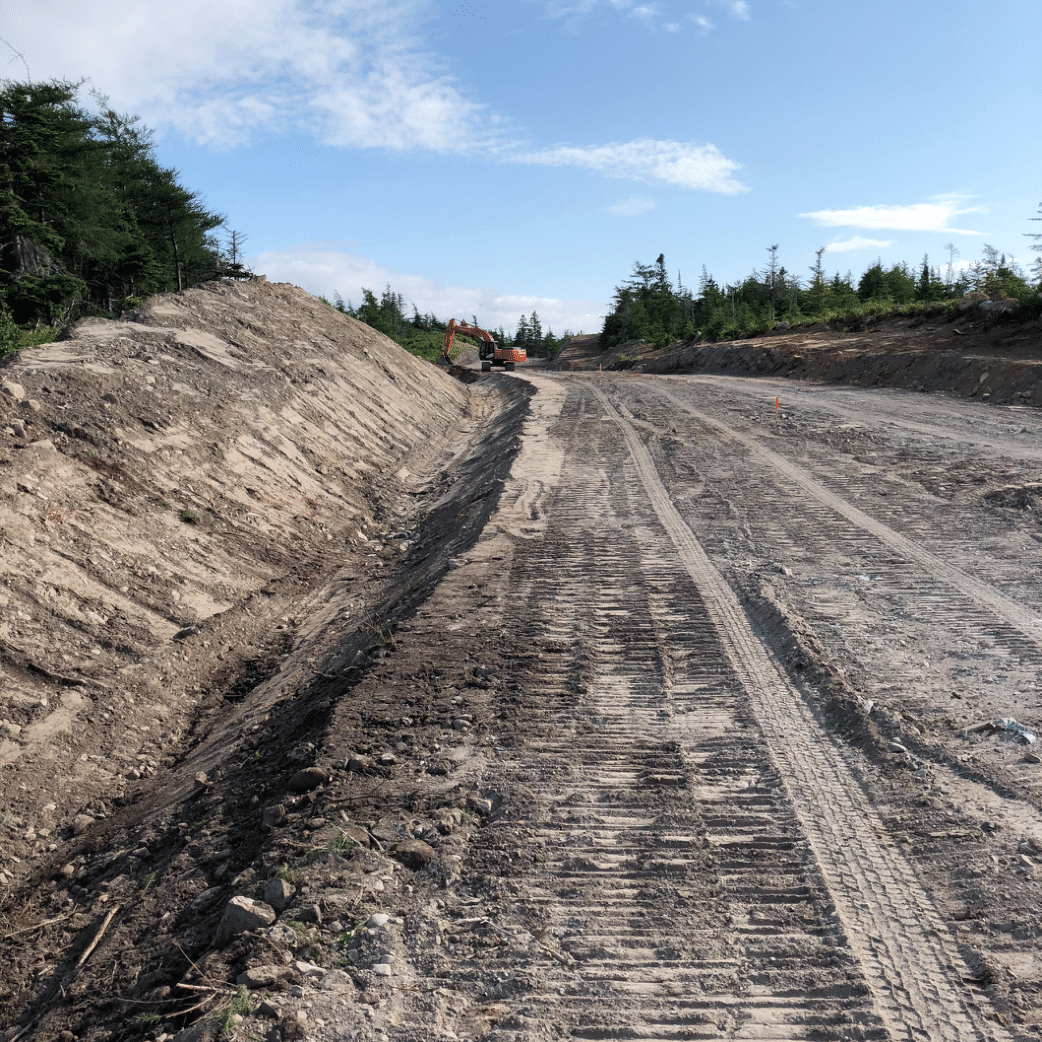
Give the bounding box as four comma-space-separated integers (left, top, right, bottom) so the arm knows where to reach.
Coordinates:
237, 964, 293, 989
264, 877, 295, 912
391, 838, 437, 870
214, 896, 276, 946
288, 766, 328, 793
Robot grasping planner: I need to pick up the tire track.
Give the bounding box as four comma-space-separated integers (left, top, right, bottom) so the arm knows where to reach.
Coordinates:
590, 382, 1011, 1042
451, 391, 888, 1041
643, 383, 1042, 647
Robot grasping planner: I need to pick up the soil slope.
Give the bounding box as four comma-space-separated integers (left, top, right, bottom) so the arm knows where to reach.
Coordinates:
555, 309, 1042, 407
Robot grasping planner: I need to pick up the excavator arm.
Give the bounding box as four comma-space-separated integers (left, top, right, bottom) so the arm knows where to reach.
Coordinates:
441, 318, 496, 362
440, 318, 526, 371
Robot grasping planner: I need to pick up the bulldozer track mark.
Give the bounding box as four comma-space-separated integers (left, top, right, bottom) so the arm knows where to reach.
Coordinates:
583, 383, 1011, 1042
644, 383, 1042, 649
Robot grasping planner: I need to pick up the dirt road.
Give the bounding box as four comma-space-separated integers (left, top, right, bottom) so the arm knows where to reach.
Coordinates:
5, 299, 1042, 1040
380, 371, 1041, 1042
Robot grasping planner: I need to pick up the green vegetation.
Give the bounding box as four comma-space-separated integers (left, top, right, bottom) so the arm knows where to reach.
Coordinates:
600, 235, 1042, 350
0, 78, 248, 356
320, 286, 568, 362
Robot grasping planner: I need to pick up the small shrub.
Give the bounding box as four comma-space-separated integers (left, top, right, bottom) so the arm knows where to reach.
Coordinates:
179, 508, 198, 525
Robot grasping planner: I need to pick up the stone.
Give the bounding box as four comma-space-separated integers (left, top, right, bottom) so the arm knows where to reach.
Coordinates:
20, 399, 42, 413
237, 964, 292, 989
29, 438, 55, 451
347, 754, 371, 773
887, 741, 908, 754
451, 717, 470, 731
377, 752, 396, 766
263, 804, 287, 828
102, 392, 119, 405
341, 825, 371, 848
264, 877, 295, 912
320, 968, 354, 992
372, 962, 393, 976
280, 1010, 308, 1040
1, 381, 25, 401
266, 923, 299, 949
467, 794, 493, 816
366, 912, 391, 929
297, 903, 322, 925
288, 767, 328, 793
391, 839, 437, 870
1024, 751, 1041, 764
73, 814, 95, 835
293, 960, 324, 977
214, 896, 276, 946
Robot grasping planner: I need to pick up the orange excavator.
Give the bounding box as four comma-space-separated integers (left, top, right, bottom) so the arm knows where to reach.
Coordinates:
440, 319, 526, 373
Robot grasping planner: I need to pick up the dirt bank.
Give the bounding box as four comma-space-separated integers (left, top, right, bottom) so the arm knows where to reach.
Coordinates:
554, 311, 1042, 407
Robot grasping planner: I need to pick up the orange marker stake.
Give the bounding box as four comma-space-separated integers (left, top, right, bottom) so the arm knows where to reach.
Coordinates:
775, 396, 780, 413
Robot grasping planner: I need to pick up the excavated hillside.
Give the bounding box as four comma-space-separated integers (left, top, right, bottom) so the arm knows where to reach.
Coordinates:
0, 278, 535, 1041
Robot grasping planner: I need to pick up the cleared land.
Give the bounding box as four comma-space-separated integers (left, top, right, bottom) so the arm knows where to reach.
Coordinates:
2, 284, 1042, 1041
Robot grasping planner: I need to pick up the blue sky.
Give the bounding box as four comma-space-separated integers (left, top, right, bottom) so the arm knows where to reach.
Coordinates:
4, 0, 1040, 336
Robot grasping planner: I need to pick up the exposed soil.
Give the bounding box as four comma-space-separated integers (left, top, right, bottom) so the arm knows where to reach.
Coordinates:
3, 289, 1042, 1042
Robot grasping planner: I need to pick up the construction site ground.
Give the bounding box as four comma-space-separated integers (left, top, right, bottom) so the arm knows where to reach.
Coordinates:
3, 281, 1042, 1042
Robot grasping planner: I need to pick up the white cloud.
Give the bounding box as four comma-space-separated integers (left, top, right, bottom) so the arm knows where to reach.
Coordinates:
6, 1, 747, 192
799, 199, 986, 235
690, 14, 714, 32
513, 139, 748, 194
824, 236, 895, 253
665, 21, 682, 31
630, 4, 660, 20
252, 241, 605, 334
723, 1, 752, 19
607, 196, 656, 216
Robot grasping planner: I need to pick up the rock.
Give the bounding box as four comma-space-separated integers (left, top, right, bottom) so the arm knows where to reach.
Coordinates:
266, 923, 299, 949
377, 752, 396, 767
293, 960, 324, 977
366, 912, 391, 929
101, 392, 119, 405
391, 838, 437, 870
214, 896, 276, 946
347, 754, 371, 773
341, 825, 371, 848
0, 720, 22, 738
958, 291, 989, 311
372, 962, 393, 976
451, 717, 470, 731
264, 877, 295, 912
237, 964, 292, 989
20, 399, 42, 413
262, 804, 287, 828
288, 767, 328, 793
887, 741, 908, 754
1024, 751, 1042, 764
280, 1010, 308, 1040
320, 968, 354, 992
73, 814, 94, 835
467, 794, 494, 816
1, 381, 25, 400
297, 903, 322, 925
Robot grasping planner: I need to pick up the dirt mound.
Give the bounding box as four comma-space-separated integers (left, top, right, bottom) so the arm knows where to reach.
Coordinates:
0, 276, 481, 886
555, 313, 1042, 407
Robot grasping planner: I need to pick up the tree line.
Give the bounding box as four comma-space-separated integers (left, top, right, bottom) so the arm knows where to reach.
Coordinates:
600, 216, 1042, 349
321, 285, 570, 362
0, 78, 249, 357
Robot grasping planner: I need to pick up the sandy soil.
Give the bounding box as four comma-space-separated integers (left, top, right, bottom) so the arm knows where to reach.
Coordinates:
3, 289, 1042, 1042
